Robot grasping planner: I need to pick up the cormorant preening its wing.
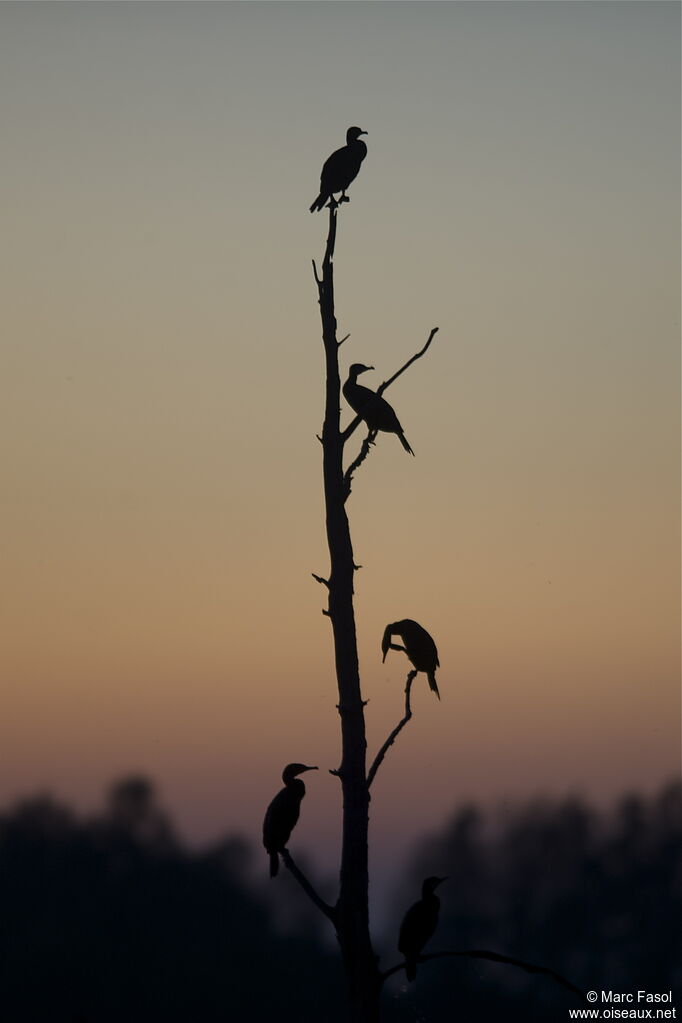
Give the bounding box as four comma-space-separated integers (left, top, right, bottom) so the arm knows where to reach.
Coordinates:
310, 127, 368, 212
398, 876, 448, 982
262, 763, 317, 877
343, 364, 414, 455
382, 619, 440, 698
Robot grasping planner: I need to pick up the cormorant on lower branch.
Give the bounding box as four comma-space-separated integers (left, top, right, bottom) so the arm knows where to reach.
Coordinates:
343, 364, 414, 455
398, 876, 448, 982
382, 619, 440, 698
310, 126, 368, 213
262, 763, 317, 877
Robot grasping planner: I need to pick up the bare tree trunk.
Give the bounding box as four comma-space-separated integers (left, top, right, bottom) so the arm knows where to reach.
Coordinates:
307, 198, 580, 1022
315, 204, 381, 1023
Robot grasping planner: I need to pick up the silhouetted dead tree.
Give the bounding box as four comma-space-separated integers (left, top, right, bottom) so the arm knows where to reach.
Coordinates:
306, 199, 442, 1020
311, 200, 385, 1021
278, 197, 584, 1022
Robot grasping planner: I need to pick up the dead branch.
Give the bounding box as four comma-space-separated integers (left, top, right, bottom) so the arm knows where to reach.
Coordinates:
343, 429, 377, 500
377, 327, 439, 397
367, 672, 416, 788
380, 948, 585, 1002
322, 204, 338, 278
281, 848, 338, 926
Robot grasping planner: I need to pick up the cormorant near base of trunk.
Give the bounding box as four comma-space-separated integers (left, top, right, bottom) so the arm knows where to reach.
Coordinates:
382, 619, 440, 698
310, 127, 368, 212
343, 364, 414, 455
262, 763, 317, 877
398, 876, 448, 981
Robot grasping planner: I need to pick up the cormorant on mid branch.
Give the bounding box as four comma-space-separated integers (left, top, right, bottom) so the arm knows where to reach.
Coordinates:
398, 876, 448, 982
343, 364, 414, 455
310, 127, 368, 212
382, 619, 440, 698
262, 763, 317, 877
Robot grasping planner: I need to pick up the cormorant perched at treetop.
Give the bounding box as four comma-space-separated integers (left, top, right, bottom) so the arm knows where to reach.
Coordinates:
382, 619, 440, 698
310, 127, 368, 212
343, 364, 414, 455
262, 763, 317, 878
398, 876, 448, 982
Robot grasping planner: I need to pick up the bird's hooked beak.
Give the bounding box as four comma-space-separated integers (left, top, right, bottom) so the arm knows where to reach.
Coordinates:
381, 626, 391, 662
301, 765, 318, 774
382, 623, 403, 662
359, 365, 374, 375
359, 130, 368, 136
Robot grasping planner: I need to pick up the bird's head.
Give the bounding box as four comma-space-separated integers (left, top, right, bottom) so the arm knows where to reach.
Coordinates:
282, 763, 318, 784
347, 126, 368, 143
348, 363, 374, 380
422, 876, 448, 896
381, 623, 399, 662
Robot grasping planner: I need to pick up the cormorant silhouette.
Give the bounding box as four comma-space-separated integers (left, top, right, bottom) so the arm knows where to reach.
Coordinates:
398, 876, 448, 981
262, 763, 317, 877
310, 127, 368, 212
343, 364, 414, 455
382, 619, 440, 698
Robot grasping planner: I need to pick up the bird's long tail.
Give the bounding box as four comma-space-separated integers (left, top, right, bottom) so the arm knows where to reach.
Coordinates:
309, 193, 328, 213
269, 851, 280, 878
398, 431, 415, 456
405, 958, 417, 983
428, 672, 441, 700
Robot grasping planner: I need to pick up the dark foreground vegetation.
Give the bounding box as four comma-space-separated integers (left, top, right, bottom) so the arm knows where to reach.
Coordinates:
0, 777, 678, 1022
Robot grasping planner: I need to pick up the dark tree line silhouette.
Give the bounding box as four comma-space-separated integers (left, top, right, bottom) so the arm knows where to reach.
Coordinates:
386, 780, 682, 1020
0, 778, 345, 1023
0, 778, 678, 1021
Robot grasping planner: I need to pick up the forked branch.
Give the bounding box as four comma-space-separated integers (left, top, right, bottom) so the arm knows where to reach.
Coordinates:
281, 849, 338, 926
343, 429, 377, 499
380, 948, 585, 1003
367, 671, 416, 788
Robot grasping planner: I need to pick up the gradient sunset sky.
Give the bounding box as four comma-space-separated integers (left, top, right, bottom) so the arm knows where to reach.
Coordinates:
2, 1, 679, 898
